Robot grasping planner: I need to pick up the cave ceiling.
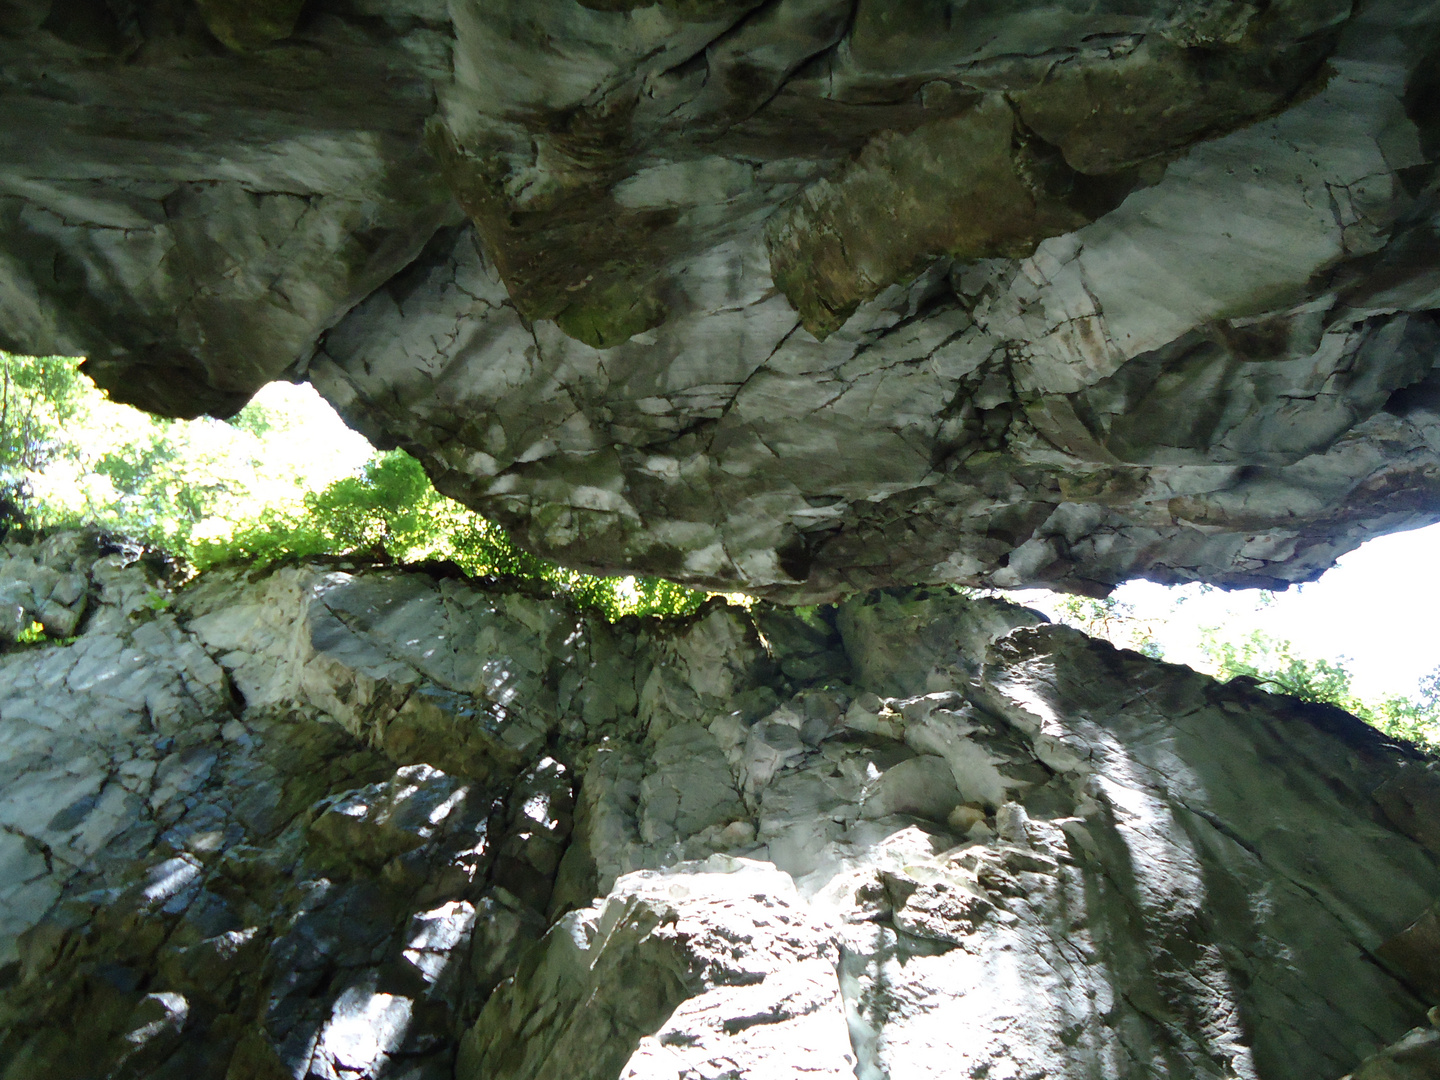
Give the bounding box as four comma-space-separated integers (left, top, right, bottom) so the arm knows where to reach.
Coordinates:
3, 0, 1440, 598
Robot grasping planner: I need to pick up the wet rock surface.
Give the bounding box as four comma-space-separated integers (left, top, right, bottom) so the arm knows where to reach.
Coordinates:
0, 530, 1438, 1079
4, 1, 1440, 594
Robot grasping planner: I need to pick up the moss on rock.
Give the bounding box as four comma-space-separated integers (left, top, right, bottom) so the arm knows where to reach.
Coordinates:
428, 117, 673, 350
554, 281, 669, 350
766, 97, 1096, 339
193, 0, 306, 51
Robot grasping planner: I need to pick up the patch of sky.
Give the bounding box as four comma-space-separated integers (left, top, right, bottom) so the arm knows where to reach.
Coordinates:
1013, 524, 1440, 702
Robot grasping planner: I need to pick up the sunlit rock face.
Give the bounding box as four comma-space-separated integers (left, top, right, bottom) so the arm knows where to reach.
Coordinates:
4, 0, 1440, 595
1, 531, 1439, 1079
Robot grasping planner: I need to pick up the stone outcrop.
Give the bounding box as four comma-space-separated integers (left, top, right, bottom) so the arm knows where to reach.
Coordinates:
0, 0, 458, 419
1, 529, 1438, 1079
4, 0, 1440, 596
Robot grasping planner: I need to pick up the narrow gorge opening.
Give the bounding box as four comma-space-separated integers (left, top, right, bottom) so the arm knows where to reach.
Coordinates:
3, 1, 1440, 1078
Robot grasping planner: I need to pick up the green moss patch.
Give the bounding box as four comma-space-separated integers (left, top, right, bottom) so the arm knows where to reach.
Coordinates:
193, 0, 305, 51
428, 117, 674, 350
766, 97, 1094, 339
554, 280, 669, 350
767, 12, 1341, 339
1012, 35, 1334, 175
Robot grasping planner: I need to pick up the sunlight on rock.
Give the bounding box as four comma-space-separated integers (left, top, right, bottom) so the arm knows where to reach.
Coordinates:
141, 855, 201, 906
404, 901, 478, 985
123, 992, 189, 1048
0, 526, 1436, 1078
2, 2, 1440, 1076
314, 985, 413, 1076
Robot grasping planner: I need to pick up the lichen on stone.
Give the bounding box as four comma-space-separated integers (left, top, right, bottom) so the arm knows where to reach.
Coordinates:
193, 0, 306, 52
765, 96, 1098, 339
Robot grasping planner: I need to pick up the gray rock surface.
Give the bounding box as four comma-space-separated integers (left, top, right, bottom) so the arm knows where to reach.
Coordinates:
4, 1, 1440, 594
0, 530, 1438, 1079
1344, 1021, 1440, 1080
0, 0, 458, 418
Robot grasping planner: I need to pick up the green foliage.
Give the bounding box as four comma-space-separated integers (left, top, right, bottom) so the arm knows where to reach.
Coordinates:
0, 353, 87, 482
1039, 585, 1439, 751
1051, 594, 1163, 658
91, 425, 224, 551
0, 353, 703, 621
2, 353, 296, 548
14, 620, 45, 645
223, 399, 278, 438
194, 450, 703, 620
1202, 630, 1440, 750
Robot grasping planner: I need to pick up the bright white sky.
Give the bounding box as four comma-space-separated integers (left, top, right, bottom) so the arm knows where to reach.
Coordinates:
1011, 523, 1440, 702
249, 380, 374, 474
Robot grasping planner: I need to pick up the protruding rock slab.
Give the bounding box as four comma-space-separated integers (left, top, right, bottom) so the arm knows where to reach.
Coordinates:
302, 0, 1440, 600
4, 1, 1440, 593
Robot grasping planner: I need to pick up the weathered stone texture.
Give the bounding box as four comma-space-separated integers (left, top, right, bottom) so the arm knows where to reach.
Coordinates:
0, 0, 458, 418
4, 0, 1440, 595
0, 532, 1437, 1079
304, 0, 1440, 599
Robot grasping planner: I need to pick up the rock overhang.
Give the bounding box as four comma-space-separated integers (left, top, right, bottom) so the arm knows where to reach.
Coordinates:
2, 0, 1440, 598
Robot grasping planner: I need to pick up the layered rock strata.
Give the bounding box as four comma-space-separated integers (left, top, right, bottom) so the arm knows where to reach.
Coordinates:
5, 0, 1440, 595
0, 530, 1438, 1079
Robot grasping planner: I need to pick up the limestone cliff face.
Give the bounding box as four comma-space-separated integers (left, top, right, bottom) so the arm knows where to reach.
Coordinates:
0, 530, 1438, 1079
3, 1, 1440, 595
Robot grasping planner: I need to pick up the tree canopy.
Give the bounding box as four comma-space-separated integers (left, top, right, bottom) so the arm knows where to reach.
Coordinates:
1203, 630, 1440, 749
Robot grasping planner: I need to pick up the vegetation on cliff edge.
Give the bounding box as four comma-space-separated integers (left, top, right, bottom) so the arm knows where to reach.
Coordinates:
2, 351, 1434, 744
0, 352, 702, 620
1047, 593, 1440, 750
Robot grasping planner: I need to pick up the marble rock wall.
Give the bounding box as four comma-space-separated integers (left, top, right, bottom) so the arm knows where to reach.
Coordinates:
0, 531, 1437, 1079
5, 1, 1440, 596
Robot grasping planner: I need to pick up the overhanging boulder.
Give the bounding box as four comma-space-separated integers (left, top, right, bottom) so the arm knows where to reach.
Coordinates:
3, 1, 1440, 595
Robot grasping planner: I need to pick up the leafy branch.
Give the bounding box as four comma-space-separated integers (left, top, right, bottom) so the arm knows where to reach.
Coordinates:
1201, 630, 1440, 750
